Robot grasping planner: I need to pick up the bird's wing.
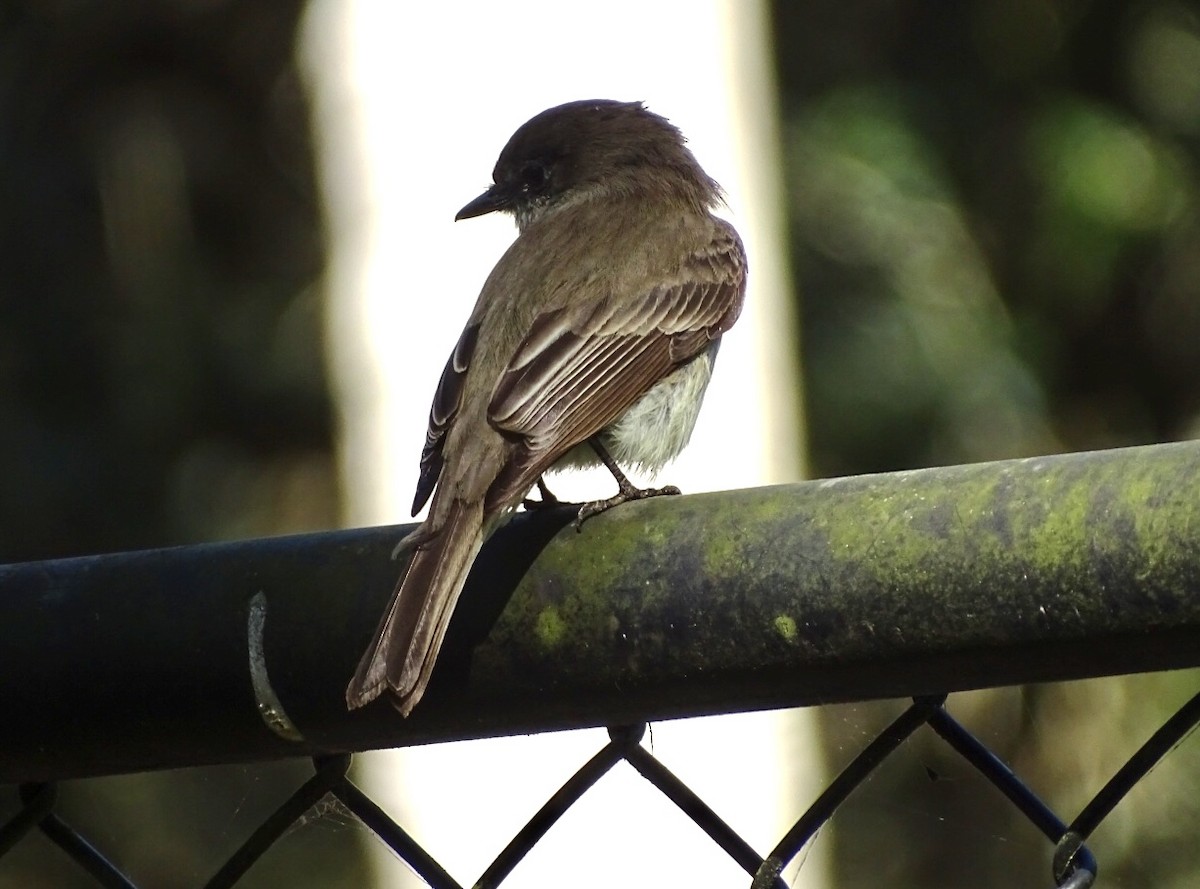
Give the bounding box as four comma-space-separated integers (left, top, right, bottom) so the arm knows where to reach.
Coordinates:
411, 321, 479, 515
484, 225, 745, 509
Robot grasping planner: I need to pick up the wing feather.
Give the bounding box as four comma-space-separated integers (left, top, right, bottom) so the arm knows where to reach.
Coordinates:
412, 322, 480, 515
484, 226, 745, 509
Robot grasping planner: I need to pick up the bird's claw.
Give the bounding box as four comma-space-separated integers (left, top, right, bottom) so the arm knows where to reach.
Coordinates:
572, 484, 681, 532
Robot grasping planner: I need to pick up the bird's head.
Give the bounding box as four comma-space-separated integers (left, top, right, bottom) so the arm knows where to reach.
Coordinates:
455, 99, 720, 232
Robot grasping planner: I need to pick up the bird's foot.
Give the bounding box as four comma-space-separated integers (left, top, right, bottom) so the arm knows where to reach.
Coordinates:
523, 477, 579, 512
572, 481, 681, 532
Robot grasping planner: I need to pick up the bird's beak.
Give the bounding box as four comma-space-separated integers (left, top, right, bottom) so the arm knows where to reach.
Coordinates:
455, 185, 512, 221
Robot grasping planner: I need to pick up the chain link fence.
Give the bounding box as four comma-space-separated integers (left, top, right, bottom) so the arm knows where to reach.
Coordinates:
5, 689, 1200, 888
4, 442, 1200, 886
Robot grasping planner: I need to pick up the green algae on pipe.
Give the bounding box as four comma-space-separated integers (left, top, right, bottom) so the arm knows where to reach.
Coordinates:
468, 441, 1200, 717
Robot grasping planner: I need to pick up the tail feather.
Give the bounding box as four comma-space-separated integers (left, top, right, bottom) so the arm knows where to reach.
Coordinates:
346, 500, 484, 714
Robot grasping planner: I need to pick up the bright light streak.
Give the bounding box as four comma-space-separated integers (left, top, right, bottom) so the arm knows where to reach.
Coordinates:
301, 0, 820, 885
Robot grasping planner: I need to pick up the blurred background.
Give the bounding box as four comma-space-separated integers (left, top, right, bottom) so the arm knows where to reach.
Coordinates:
3, 1, 1200, 887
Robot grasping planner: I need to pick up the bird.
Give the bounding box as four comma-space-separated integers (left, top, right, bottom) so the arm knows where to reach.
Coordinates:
346, 99, 747, 715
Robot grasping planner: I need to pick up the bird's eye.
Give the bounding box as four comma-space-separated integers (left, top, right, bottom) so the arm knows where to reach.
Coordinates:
519, 162, 548, 192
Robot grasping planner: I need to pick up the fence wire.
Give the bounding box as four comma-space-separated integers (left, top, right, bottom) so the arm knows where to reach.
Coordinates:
4, 686, 1199, 888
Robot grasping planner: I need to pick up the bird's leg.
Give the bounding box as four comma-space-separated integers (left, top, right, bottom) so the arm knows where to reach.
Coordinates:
573, 438, 681, 531
522, 476, 566, 511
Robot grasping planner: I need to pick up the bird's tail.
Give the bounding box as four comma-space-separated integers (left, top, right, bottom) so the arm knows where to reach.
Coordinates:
346, 499, 484, 715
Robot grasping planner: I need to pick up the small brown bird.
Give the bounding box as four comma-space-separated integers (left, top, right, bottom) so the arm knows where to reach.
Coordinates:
346, 100, 746, 714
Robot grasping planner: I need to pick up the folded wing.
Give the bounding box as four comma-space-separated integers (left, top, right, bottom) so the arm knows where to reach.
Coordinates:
485, 225, 746, 510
